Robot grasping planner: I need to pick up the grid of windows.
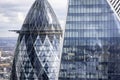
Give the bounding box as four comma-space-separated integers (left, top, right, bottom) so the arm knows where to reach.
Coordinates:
59, 0, 120, 80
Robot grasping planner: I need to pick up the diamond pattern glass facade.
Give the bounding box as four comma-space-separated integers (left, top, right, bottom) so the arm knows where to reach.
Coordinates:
59, 0, 120, 80
10, 0, 63, 80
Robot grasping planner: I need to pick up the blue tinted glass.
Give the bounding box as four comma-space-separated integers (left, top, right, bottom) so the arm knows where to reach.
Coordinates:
59, 0, 120, 80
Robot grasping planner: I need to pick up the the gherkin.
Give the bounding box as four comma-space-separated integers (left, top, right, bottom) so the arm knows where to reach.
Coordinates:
10, 0, 63, 80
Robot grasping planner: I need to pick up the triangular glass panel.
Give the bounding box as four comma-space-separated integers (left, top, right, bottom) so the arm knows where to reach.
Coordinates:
11, 0, 63, 80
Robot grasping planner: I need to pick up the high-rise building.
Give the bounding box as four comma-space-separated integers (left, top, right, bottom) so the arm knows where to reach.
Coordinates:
10, 0, 63, 80
59, 0, 120, 80
109, 0, 120, 19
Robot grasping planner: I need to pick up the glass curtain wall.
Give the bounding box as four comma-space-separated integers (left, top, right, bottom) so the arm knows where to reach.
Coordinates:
10, 0, 63, 80
59, 0, 120, 80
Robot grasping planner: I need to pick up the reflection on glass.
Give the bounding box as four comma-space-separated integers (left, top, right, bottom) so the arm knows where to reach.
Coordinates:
59, 0, 120, 80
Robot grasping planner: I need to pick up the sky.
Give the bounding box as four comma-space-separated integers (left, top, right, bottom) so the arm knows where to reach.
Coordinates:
0, 0, 68, 37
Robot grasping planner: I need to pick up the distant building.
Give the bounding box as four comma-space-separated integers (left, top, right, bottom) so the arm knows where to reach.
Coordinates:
0, 50, 2, 58
0, 50, 12, 80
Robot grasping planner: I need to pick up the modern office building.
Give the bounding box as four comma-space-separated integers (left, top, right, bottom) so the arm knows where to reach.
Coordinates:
10, 0, 63, 80
109, 0, 120, 19
59, 0, 120, 80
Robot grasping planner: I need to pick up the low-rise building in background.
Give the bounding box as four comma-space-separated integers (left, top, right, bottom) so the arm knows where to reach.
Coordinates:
0, 38, 16, 80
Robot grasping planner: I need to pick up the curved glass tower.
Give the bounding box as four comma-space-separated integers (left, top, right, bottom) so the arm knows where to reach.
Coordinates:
59, 0, 120, 80
10, 0, 63, 80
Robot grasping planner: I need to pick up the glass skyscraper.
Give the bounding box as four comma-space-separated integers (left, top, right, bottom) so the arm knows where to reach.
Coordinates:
59, 0, 120, 80
10, 0, 63, 80
109, 0, 120, 18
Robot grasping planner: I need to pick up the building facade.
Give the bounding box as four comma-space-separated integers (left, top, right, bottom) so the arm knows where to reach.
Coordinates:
10, 0, 63, 80
109, 0, 120, 19
59, 0, 120, 80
